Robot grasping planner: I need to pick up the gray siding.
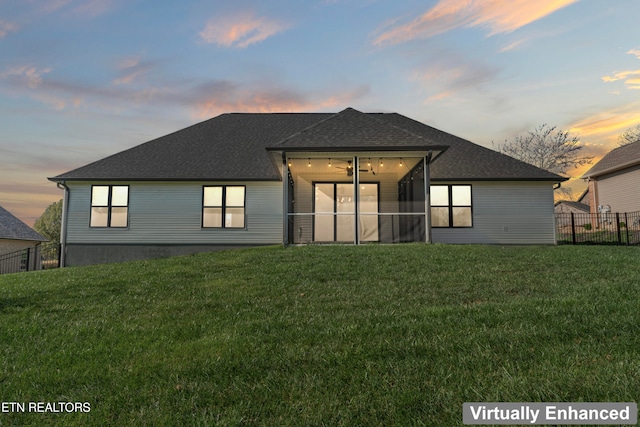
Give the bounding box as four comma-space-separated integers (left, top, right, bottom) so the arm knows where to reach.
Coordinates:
66, 181, 283, 245
432, 182, 556, 244
64, 180, 557, 249
595, 165, 640, 212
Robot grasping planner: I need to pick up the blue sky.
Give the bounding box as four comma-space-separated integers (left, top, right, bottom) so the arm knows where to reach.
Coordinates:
1, 0, 639, 224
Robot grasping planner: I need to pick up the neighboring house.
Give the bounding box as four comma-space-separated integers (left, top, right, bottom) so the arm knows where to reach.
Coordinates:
49, 108, 565, 266
0, 205, 48, 273
0, 205, 47, 255
554, 201, 590, 215
581, 139, 640, 214
554, 200, 591, 228
577, 187, 590, 207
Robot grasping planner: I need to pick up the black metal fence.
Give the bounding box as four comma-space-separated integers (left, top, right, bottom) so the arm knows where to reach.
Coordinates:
0, 243, 60, 275
556, 211, 640, 245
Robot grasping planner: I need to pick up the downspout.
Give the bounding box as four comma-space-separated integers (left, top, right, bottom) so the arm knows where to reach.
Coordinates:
354, 156, 360, 245
552, 182, 561, 246
424, 151, 433, 243
281, 153, 289, 246
56, 181, 69, 267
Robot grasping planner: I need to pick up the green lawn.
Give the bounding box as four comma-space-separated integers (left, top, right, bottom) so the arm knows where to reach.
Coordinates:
0, 244, 639, 426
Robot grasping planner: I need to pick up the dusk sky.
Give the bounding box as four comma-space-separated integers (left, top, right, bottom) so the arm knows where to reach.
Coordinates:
1, 0, 639, 225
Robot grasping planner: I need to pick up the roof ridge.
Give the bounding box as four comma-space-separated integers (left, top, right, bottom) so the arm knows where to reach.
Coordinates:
271, 107, 430, 148
365, 111, 431, 142
271, 109, 345, 147
581, 138, 640, 179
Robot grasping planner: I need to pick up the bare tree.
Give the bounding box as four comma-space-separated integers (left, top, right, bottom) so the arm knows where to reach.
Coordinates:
617, 124, 640, 147
495, 124, 593, 177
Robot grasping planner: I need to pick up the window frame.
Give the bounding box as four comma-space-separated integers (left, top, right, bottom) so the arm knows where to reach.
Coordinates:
430, 184, 473, 228
202, 185, 246, 229
90, 185, 130, 228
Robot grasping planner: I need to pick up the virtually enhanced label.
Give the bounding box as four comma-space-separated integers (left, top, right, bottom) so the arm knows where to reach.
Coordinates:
463, 402, 637, 425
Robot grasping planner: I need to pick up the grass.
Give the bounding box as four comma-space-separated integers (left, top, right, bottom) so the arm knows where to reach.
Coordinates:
0, 244, 639, 426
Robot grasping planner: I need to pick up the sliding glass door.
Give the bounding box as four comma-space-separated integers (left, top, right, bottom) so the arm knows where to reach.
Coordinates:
359, 183, 379, 242
314, 183, 339, 241
313, 183, 378, 242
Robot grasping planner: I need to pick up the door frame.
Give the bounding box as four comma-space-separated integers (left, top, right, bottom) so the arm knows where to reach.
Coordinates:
312, 181, 380, 243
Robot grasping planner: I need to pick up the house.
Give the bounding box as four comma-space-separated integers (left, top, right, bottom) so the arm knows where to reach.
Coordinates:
581, 139, 640, 214
0, 205, 48, 273
577, 187, 590, 207
0, 205, 47, 255
49, 108, 565, 266
554, 201, 590, 215
554, 200, 591, 228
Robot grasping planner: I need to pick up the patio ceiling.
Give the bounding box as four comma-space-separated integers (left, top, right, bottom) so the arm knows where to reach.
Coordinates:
287, 156, 423, 181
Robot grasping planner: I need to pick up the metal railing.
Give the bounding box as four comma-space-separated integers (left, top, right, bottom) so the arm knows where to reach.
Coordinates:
556, 211, 640, 245
286, 212, 427, 244
0, 246, 41, 274
0, 244, 60, 275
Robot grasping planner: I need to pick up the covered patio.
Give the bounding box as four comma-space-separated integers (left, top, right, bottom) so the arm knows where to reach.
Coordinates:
280, 152, 435, 245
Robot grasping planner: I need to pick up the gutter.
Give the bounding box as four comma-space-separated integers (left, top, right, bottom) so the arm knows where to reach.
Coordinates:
581, 159, 640, 180
56, 181, 69, 268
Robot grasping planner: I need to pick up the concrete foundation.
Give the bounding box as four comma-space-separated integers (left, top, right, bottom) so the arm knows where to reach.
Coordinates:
64, 244, 264, 267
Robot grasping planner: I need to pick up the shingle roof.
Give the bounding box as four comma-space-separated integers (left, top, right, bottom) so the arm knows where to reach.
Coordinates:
0, 206, 47, 242
51, 113, 330, 181
50, 107, 564, 182
581, 139, 640, 179
272, 107, 447, 151
380, 113, 564, 181
554, 201, 590, 212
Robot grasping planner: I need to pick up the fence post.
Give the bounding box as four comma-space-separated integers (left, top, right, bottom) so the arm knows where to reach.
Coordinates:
616, 213, 621, 244
570, 212, 576, 244
25, 248, 31, 272
625, 213, 629, 245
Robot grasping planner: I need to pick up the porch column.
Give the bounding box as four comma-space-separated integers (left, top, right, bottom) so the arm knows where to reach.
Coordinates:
354, 155, 360, 245
424, 153, 432, 243
282, 153, 289, 246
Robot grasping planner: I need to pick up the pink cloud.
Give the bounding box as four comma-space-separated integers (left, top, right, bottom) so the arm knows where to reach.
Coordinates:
499, 39, 526, 53
411, 54, 499, 102
112, 56, 156, 86
601, 48, 640, 90
32, 0, 113, 17
602, 70, 640, 90
0, 20, 19, 38
564, 105, 640, 186
570, 105, 640, 147
373, 0, 578, 46
1, 65, 52, 89
192, 82, 369, 118
72, 0, 112, 17
199, 12, 289, 48
35, 0, 73, 14
627, 48, 640, 59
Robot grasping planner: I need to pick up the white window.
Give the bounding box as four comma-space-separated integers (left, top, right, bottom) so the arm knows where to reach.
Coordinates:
203, 186, 245, 228
431, 185, 472, 228
90, 185, 129, 228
